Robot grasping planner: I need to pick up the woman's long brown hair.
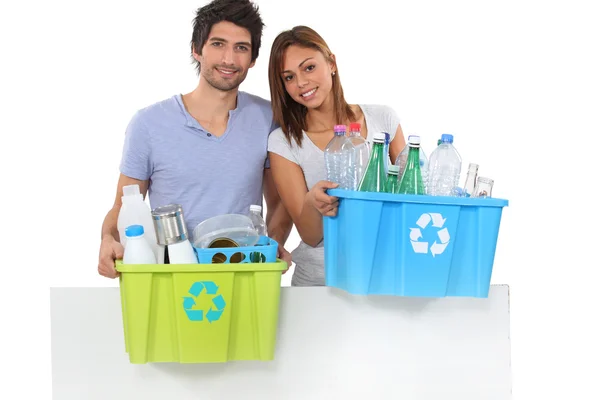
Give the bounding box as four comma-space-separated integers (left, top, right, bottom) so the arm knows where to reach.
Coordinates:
268, 26, 356, 147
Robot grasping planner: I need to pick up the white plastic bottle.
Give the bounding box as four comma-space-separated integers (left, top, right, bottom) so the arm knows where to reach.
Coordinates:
166, 239, 198, 264
122, 225, 157, 264
427, 134, 462, 196
117, 184, 159, 259
248, 205, 268, 237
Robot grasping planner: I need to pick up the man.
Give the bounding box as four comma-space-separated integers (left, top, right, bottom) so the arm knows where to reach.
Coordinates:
98, 0, 293, 278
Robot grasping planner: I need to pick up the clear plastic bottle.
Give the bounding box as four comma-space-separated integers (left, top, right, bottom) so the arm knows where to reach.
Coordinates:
427, 133, 462, 196
117, 184, 159, 259
462, 163, 479, 197
122, 225, 157, 264
395, 134, 429, 190
248, 204, 268, 237
358, 132, 388, 193
341, 122, 370, 190
324, 125, 350, 188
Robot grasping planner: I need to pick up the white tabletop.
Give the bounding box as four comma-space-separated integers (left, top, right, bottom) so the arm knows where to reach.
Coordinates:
51, 285, 512, 400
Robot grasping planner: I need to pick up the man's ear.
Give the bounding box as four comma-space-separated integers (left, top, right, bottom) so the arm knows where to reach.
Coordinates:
192, 44, 202, 60
249, 59, 256, 69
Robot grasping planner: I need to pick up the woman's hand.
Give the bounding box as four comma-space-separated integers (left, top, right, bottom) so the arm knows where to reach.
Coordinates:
307, 180, 340, 217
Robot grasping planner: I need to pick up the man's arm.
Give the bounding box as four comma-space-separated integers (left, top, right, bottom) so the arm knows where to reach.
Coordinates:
263, 168, 293, 247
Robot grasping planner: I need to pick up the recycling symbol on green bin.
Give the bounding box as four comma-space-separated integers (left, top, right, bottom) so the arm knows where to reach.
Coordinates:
409, 212, 451, 257
182, 281, 226, 323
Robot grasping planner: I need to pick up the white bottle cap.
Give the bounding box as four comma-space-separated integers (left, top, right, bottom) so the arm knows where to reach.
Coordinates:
250, 204, 262, 213
373, 132, 386, 143
123, 184, 140, 197
408, 136, 421, 145
388, 165, 400, 174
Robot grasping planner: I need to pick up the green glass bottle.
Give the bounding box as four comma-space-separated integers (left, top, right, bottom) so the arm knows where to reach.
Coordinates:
358, 132, 388, 193
398, 136, 426, 195
386, 165, 400, 194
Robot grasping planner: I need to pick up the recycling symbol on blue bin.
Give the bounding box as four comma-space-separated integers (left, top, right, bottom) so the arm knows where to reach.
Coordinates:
182, 281, 226, 323
409, 212, 451, 257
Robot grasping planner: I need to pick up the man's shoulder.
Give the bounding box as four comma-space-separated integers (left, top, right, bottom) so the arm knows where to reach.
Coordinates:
134, 95, 181, 120
241, 91, 272, 110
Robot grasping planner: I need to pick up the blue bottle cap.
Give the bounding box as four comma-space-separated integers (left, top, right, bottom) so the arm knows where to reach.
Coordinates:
125, 225, 144, 237
441, 133, 454, 143
383, 132, 390, 144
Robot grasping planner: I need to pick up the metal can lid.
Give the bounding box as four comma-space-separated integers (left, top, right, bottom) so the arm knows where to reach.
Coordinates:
208, 237, 240, 248
152, 204, 183, 219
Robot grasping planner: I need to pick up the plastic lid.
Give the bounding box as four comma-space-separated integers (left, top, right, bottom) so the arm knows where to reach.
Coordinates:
373, 132, 386, 142
441, 133, 454, 143
250, 204, 262, 213
334, 125, 347, 134
388, 165, 400, 174
349, 122, 361, 131
123, 184, 140, 197
125, 224, 144, 237
408, 135, 421, 145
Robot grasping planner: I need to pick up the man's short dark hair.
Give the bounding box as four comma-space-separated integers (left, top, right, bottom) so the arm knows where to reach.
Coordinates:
190, 0, 264, 74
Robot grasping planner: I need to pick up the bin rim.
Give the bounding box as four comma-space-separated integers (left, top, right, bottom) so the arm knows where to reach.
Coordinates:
326, 188, 509, 207
115, 259, 288, 273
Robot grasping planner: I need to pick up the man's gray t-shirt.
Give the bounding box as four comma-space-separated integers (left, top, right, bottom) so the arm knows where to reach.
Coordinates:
267, 104, 402, 286
119, 91, 276, 236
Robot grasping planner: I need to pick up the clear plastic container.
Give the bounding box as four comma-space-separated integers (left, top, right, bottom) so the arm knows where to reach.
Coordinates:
248, 205, 268, 236
192, 214, 259, 248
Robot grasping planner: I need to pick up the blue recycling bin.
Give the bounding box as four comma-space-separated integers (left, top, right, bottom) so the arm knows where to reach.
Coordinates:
323, 189, 509, 298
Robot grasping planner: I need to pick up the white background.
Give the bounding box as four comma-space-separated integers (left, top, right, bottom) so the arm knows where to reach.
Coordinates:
1, 0, 599, 398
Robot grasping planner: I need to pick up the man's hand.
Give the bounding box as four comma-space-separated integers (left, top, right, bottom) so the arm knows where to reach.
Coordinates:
277, 244, 292, 274
98, 235, 124, 279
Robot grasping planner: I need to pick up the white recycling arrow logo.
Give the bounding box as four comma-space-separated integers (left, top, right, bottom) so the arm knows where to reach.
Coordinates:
410, 212, 450, 257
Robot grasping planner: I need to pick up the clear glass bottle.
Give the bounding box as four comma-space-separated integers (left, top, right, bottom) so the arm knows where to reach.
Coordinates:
398, 135, 426, 195
358, 132, 388, 193
386, 165, 400, 194
462, 163, 479, 197
473, 177, 494, 198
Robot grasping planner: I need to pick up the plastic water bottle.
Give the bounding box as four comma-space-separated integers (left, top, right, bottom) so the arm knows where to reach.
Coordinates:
427, 133, 462, 196
395, 134, 429, 190
324, 125, 350, 188
118, 184, 159, 259
341, 122, 370, 190
358, 132, 388, 193
122, 225, 157, 264
248, 204, 268, 236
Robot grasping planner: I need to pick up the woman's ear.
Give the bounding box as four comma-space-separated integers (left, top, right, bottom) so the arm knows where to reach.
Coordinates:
329, 53, 337, 74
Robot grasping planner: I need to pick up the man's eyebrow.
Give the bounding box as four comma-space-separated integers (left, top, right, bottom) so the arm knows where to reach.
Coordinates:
208, 37, 252, 47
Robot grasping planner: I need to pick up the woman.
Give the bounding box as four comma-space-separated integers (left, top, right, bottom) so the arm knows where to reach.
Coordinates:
267, 26, 407, 286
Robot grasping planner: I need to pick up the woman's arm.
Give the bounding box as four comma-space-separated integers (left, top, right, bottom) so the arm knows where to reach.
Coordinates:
268, 152, 338, 247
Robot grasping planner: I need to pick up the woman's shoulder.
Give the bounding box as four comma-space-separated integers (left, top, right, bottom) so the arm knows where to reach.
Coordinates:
358, 103, 400, 120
